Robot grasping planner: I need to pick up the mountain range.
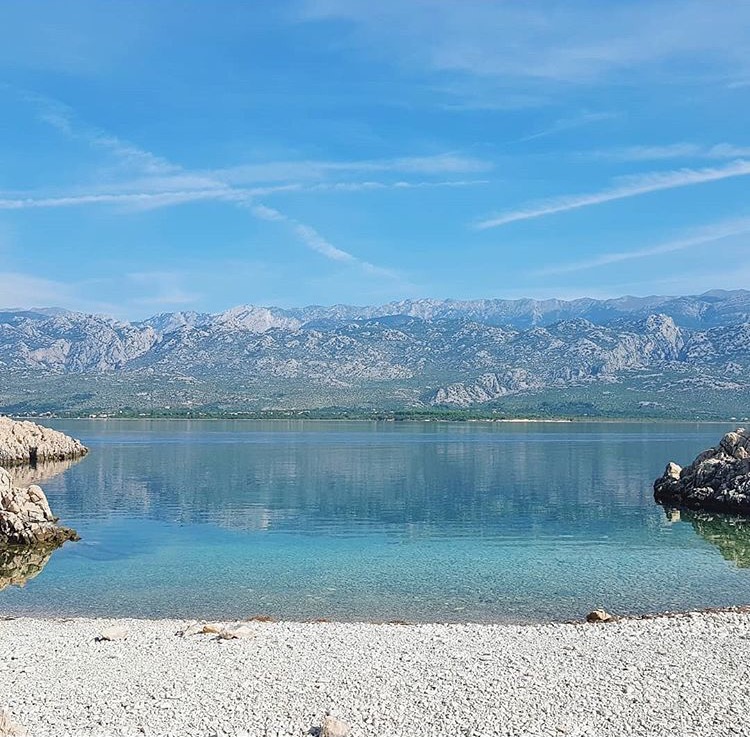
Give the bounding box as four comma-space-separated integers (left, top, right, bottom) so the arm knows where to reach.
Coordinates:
1, 290, 749, 418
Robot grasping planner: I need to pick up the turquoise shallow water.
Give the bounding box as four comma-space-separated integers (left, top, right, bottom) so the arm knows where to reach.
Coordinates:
2, 420, 750, 622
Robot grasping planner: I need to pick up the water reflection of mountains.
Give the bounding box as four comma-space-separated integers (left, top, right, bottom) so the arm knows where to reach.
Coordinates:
680, 510, 750, 568
42, 432, 662, 535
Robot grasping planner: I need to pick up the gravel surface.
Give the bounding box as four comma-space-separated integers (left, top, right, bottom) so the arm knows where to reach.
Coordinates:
2, 612, 750, 736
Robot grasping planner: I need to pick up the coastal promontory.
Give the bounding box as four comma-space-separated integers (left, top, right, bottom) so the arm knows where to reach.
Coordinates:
0, 417, 84, 550
654, 428, 750, 514
0, 416, 88, 467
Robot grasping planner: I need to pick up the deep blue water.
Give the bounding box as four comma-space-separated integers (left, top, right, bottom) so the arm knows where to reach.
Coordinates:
2, 420, 749, 622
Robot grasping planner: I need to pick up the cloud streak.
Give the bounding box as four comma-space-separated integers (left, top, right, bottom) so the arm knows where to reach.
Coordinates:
518, 112, 617, 143
588, 142, 750, 162
9, 90, 472, 282
0, 189, 243, 210
305, 178, 489, 192
475, 159, 750, 229
251, 204, 399, 278
536, 217, 750, 275
211, 153, 492, 185
0, 178, 488, 212
26, 92, 180, 175
299, 0, 750, 86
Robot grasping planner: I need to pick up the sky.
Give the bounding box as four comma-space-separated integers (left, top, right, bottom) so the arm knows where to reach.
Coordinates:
1, 0, 750, 318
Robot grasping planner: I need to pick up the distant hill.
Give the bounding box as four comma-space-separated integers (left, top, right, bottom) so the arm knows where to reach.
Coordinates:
1, 290, 750, 418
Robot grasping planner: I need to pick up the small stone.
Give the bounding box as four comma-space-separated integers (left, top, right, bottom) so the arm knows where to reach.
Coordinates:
321, 714, 350, 737
97, 625, 129, 641
586, 609, 613, 623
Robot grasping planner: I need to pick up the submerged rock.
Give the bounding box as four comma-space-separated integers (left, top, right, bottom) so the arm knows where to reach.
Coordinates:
654, 429, 750, 515
0, 416, 88, 467
0, 467, 78, 547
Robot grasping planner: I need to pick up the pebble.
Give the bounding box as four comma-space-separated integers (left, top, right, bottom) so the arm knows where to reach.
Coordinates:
1, 613, 749, 736
96, 625, 129, 642
321, 714, 350, 737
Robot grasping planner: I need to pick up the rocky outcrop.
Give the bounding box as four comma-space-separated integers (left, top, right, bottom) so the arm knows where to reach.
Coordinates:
654, 429, 750, 514
0, 416, 88, 467
431, 369, 541, 407
0, 467, 78, 547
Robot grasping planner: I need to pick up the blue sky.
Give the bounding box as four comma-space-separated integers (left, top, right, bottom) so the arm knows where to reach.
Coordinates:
1, 0, 750, 318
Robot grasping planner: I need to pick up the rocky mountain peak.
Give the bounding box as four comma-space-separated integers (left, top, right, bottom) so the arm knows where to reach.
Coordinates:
214, 306, 302, 333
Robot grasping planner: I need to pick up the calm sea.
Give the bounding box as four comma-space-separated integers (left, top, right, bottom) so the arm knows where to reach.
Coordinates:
2, 420, 749, 622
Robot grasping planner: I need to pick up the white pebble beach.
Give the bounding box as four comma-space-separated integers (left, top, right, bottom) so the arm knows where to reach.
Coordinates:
2, 611, 750, 737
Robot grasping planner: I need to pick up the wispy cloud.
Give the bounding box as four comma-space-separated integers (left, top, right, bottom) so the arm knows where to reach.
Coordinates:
475, 159, 750, 229
293, 224, 358, 263
0, 189, 243, 210
518, 112, 617, 143
536, 217, 750, 275
255, 204, 354, 264
305, 179, 489, 192
15, 88, 488, 201
212, 153, 491, 185
26, 92, 180, 175
299, 1, 750, 86
588, 142, 750, 162
6, 92, 408, 282
0, 178, 488, 212
251, 204, 399, 278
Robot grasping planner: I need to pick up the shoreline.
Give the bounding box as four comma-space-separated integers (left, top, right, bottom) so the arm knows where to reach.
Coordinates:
3, 602, 750, 626
18, 414, 741, 424
2, 609, 749, 736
